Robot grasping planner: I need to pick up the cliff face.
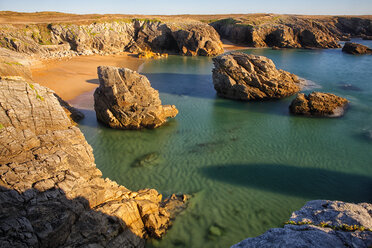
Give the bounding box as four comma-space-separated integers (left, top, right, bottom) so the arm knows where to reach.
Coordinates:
210, 15, 372, 48
0, 19, 224, 58
0, 77, 184, 247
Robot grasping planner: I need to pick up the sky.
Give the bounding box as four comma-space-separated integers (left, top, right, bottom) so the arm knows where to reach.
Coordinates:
0, 0, 371, 15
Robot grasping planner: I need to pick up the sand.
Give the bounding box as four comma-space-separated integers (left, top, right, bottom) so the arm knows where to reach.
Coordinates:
221, 39, 251, 51
31, 53, 144, 101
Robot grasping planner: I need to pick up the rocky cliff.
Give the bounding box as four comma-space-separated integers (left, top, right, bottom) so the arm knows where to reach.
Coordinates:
212, 52, 301, 100
0, 77, 185, 247
210, 15, 372, 48
0, 18, 223, 58
94, 66, 178, 129
232, 200, 372, 248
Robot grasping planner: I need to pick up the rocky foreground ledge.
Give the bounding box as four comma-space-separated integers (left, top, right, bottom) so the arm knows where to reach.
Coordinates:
232, 200, 372, 248
0, 77, 185, 247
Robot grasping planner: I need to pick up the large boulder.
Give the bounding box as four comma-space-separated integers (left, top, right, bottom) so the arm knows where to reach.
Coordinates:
289, 92, 349, 117
94, 66, 178, 129
0, 77, 185, 247
212, 52, 301, 100
342, 42, 372, 55
232, 200, 372, 248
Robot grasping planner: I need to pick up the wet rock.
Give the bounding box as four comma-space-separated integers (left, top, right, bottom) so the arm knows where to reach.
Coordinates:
232, 200, 372, 248
337, 83, 362, 91
0, 77, 187, 247
94, 66, 178, 129
342, 42, 372, 55
132, 152, 161, 167
289, 92, 349, 117
212, 52, 301, 100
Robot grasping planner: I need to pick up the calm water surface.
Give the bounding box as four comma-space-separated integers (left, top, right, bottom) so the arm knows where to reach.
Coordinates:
77, 39, 372, 248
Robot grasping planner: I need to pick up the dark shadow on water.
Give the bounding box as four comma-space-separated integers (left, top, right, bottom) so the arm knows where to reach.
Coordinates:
86, 78, 100, 84
143, 73, 217, 99
200, 164, 372, 202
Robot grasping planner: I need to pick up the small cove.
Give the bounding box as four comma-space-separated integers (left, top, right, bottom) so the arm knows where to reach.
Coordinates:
74, 40, 372, 248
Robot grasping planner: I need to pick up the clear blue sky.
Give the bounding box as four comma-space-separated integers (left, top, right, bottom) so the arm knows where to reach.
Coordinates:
0, 0, 371, 15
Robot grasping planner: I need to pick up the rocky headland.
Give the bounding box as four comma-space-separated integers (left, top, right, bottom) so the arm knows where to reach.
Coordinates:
0, 14, 223, 59
232, 200, 372, 248
94, 66, 178, 129
212, 52, 301, 100
0, 76, 186, 247
289, 92, 349, 117
342, 42, 372, 55
210, 14, 372, 49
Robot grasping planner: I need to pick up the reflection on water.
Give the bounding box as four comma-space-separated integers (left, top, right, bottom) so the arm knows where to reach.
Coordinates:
76, 41, 372, 248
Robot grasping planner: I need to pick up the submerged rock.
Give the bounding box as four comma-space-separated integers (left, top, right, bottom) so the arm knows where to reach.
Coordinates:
212, 52, 301, 100
342, 42, 372, 55
289, 92, 349, 117
0, 77, 186, 247
132, 152, 161, 167
232, 200, 372, 248
94, 66, 178, 129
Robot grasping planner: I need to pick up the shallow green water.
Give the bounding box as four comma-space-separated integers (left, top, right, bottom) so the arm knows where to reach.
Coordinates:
76, 39, 372, 248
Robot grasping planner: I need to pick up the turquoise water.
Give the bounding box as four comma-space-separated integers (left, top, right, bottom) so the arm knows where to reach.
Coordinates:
77, 40, 372, 248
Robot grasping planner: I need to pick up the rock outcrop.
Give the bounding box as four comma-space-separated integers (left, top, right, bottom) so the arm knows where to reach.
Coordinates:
94, 66, 178, 129
0, 19, 224, 58
212, 52, 301, 100
211, 16, 341, 49
0, 77, 185, 247
289, 92, 349, 117
210, 15, 372, 49
232, 200, 372, 248
342, 42, 372, 55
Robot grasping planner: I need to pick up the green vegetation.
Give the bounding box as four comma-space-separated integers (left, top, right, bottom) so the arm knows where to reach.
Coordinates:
0, 123, 4, 129
132, 18, 162, 23
28, 83, 44, 101
3, 61, 23, 66
285, 220, 372, 232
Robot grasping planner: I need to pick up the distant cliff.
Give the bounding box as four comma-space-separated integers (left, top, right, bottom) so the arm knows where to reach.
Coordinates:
210, 14, 372, 48
0, 18, 223, 58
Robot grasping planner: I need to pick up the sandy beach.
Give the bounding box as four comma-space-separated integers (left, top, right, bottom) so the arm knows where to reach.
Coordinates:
30, 44, 244, 103
31, 53, 144, 101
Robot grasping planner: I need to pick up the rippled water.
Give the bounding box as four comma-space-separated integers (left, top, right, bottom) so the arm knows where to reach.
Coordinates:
77, 39, 372, 248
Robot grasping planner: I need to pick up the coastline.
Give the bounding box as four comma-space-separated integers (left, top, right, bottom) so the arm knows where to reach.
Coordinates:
31, 52, 144, 101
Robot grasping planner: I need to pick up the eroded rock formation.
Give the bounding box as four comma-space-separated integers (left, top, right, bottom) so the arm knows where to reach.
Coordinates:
0, 77, 185, 247
0, 19, 224, 58
232, 200, 372, 248
342, 42, 372, 55
94, 66, 178, 129
289, 92, 349, 117
211, 15, 372, 49
212, 52, 301, 100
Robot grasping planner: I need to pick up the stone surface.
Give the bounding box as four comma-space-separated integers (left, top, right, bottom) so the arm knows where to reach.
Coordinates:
94, 66, 178, 129
290, 92, 349, 117
342, 42, 372, 55
232, 200, 372, 248
0, 20, 224, 58
211, 16, 342, 49
212, 52, 301, 100
0, 77, 185, 247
